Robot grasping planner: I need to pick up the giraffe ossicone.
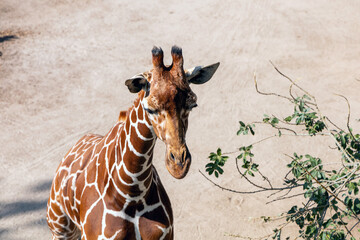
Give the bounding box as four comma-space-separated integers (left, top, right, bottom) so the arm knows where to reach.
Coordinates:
47, 46, 220, 240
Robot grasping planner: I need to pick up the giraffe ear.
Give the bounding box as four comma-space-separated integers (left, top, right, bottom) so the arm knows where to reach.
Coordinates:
185, 62, 220, 84
125, 74, 150, 93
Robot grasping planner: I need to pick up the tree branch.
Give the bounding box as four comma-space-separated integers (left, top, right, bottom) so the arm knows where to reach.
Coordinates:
254, 72, 292, 101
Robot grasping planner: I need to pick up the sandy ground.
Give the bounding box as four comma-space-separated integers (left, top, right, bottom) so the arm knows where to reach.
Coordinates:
1, 0, 360, 239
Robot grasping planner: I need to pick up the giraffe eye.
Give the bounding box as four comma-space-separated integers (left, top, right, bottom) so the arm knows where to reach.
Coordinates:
144, 108, 158, 115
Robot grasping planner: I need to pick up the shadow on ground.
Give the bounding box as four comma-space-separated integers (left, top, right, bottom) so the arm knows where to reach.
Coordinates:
0, 199, 48, 219
0, 179, 52, 238
0, 35, 18, 43
0, 34, 19, 57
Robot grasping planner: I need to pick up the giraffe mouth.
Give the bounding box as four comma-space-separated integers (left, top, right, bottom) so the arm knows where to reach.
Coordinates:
165, 145, 192, 179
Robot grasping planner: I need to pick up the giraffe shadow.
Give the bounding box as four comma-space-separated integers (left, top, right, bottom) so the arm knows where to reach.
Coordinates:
31, 179, 52, 193
0, 199, 48, 219
0, 179, 52, 218
0, 35, 18, 43
0, 34, 19, 57
0, 179, 52, 238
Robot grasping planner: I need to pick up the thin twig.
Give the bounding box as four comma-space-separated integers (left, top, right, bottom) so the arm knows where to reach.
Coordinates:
289, 83, 296, 101
336, 205, 357, 238
268, 188, 287, 198
226, 222, 289, 239
329, 131, 356, 165
198, 170, 271, 194
335, 93, 359, 143
235, 157, 304, 192
289, 82, 316, 108
254, 72, 292, 101
347, 220, 360, 238
258, 169, 273, 188
324, 116, 345, 132
266, 192, 304, 204
274, 126, 297, 135
314, 197, 329, 240
269, 61, 315, 99
223, 135, 277, 155
275, 115, 303, 126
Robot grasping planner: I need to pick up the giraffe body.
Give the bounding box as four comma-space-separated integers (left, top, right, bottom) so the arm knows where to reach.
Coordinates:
47, 46, 219, 240
48, 95, 173, 240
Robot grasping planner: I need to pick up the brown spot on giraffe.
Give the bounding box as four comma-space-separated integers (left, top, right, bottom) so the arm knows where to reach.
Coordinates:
47, 46, 219, 239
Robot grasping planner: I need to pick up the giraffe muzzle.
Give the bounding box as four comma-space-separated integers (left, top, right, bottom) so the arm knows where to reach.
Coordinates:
165, 144, 191, 179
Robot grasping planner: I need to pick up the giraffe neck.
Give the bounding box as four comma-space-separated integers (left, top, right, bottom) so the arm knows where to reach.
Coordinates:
112, 93, 157, 203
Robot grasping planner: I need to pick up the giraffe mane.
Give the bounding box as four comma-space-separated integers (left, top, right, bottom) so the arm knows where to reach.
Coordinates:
118, 91, 146, 123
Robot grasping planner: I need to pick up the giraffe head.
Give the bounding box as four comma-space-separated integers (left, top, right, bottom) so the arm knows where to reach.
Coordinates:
125, 46, 219, 179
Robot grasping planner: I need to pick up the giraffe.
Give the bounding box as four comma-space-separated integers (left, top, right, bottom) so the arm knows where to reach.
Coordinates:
47, 46, 220, 240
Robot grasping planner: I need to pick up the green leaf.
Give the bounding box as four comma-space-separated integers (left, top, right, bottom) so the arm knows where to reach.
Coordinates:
299, 100, 304, 112
305, 225, 315, 235
284, 116, 292, 122
216, 165, 224, 174
303, 95, 311, 100
355, 186, 359, 195
345, 196, 353, 209
304, 190, 312, 198
271, 117, 279, 125
249, 126, 255, 135
323, 219, 333, 229
348, 182, 356, 194
354, 198, 360, 213
296, 216, 305, 229
205, 163, 214, 168
331, 212, 339, 220
239, 121, 246, 127
296, 117, 302, 125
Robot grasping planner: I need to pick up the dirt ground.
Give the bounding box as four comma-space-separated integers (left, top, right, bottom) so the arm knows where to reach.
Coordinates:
1, 0, 360, 239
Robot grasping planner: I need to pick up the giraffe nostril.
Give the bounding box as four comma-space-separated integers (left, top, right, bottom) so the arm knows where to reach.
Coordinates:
182, 151, 186, 163
170, 152, 175, 161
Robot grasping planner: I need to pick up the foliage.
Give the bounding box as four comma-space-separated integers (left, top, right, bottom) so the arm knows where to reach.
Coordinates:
237, 121, 255, 136
237, 145, 258, 177
204, 67, 360, 239
206, 148, 228, 178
